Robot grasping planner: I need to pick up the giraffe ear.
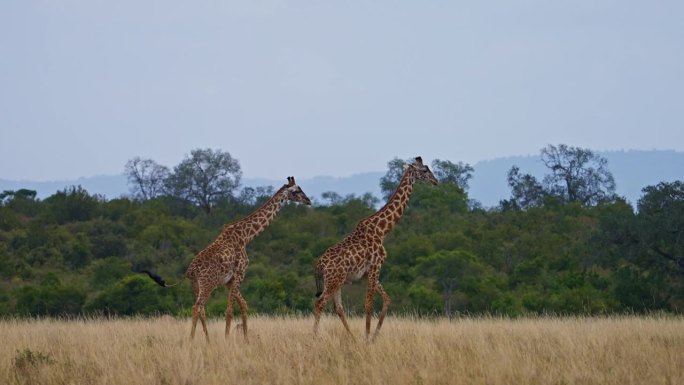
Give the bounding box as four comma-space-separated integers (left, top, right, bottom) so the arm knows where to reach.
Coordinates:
415, 156, 423, 165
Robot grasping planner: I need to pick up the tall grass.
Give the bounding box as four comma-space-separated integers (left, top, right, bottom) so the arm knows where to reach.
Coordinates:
1, 315, 682, 385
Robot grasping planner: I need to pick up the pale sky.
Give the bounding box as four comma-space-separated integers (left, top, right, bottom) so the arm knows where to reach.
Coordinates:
1, 1, 682, 181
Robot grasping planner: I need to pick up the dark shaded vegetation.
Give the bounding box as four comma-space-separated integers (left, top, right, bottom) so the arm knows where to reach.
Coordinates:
0, 146, 682, 317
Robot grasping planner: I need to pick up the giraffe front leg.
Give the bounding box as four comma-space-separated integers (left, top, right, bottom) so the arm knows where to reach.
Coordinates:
364, 272, 379, 341
373, 282, 392, 340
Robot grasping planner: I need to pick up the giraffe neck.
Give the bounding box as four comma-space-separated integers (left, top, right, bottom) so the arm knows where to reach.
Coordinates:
365, 169, 414, 237
229, 186, 289, 245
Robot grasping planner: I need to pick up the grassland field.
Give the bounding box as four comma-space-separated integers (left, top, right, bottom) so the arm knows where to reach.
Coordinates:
1, 315, 682, 385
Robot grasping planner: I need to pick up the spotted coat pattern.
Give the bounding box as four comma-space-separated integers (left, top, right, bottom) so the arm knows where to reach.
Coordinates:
313, 157, 438, 340
187, 177, 311, 340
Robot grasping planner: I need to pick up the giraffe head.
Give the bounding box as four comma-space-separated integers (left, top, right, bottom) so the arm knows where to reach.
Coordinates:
407, 156, 439, 185
283, 176, 312, 205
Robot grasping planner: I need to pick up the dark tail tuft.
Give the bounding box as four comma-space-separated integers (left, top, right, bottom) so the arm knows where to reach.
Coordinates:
140, 270, 168, 287
314, 265, 323, 297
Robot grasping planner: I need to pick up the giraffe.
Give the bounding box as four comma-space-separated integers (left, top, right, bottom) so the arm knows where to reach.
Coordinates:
313, 157, 438, 340
143, 177, 311, 341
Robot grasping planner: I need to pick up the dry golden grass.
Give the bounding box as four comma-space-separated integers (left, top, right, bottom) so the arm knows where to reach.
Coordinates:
0, 315, 682, 385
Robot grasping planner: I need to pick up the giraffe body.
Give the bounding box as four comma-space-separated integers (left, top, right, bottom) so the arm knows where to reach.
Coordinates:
313, 157, 437, 340
179, 177, 311, 341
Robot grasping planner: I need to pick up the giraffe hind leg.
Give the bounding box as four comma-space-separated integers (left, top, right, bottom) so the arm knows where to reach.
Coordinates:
313, 286, 334, 335
199, 306, 209, 341
191, 280, 200, 339
191, 283, 213, 342
234, 290, 248, 340
191, 304, 199, 339
333, 288, 355, 339
191, 302, 209, 341
373, 282, 392, 340
225, 273, 249, 340
225, 283, 235, 338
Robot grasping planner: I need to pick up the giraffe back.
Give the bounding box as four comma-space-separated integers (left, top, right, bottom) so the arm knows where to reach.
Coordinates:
316, 225, 385, 282
185, 226, 246, 282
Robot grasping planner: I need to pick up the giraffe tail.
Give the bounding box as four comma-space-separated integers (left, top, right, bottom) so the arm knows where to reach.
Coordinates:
139, 270, 183, 288
314, 265, 324, 297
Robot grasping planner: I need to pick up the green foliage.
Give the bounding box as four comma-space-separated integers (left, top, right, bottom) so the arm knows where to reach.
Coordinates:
407, 283, 443, 315
430, 159, 474, 190
379, 157, 411, 201
503, 165, 546, 210
87, 257, 133, 290
84, 275, 179, 316
42, 186, 102, 224
124, 157, 170, 200
1, 189, 39, 217
0, 156, 682, 317
165, 148, 242, 213
541, 144, 617, 206
14, 277, 85, 316
410, 183, 469, 212
0, 286, 10, 315
637, 181, 684, 272
504, 145, 617, 209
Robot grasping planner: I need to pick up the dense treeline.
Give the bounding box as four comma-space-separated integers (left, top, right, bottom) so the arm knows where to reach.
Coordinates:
0, 146, 682, 317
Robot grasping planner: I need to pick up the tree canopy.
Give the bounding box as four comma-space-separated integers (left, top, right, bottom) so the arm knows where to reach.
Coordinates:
503, 144, 617, 209
124, 157, 170, 201
0, 146, 681, 318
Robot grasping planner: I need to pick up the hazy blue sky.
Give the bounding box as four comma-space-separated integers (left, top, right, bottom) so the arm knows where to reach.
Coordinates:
2, 1, 682, 181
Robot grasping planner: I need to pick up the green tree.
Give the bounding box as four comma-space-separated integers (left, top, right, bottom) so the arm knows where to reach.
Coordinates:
84, 275, 177, 316
320, 191, 343, 205
541, 144, 617, 206
503, 145, 617, 209
417, 250, 489, 317
626, 181, 684, 309
379, 157, 410, 201
430, 159, 473, 190
14, 275, 85, 316
502, 165, 546, 210
637, 181, 684, 273
166, 148, 242, 213
380, 157, 470, 201
87, 257, 133, 290
124, 157, 170, 200
43, 186, 102, 224
237, 186, 275, 206
0, 189, 39, 217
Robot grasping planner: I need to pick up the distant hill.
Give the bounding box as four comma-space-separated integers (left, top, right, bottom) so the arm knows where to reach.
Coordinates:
1, 150, 682, 208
